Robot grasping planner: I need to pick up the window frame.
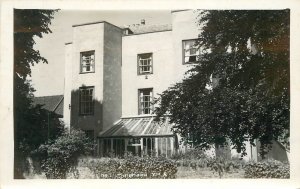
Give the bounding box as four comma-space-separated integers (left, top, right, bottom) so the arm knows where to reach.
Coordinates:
182, 39, 200, 64
80, 50, 95, 74
137, 53, 153, 75
79, 86, 95, 116
138, 88, 153, 115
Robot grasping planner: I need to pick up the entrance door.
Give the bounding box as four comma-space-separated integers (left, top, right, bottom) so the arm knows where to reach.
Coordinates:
127, 145, 141, 156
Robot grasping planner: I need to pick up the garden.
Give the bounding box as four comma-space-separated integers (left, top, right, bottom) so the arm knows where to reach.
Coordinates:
24, 132, 289, 179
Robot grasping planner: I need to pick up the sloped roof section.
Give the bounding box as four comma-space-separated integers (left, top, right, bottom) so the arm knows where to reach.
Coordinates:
126, 24, 172, 35
32, 95, 64, 117
98, 116, 175, 138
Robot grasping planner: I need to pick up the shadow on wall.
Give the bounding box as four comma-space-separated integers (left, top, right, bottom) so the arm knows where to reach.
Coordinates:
70, 86, 103, 138
257, 140, 289, 162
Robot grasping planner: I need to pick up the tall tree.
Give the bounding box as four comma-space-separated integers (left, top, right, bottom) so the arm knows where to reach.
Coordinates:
14, 9, 63, 178
155, 10, 290, 157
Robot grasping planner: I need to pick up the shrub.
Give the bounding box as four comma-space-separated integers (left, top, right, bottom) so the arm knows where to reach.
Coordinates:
171, 148, 208, 160
35, 129, 94, 179
172, 148, 245, 178
85, 155, 177, 179
244, 159, 289, 178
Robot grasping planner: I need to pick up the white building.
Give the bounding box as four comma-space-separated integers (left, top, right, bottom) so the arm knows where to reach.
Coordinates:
60, 10, 288, 161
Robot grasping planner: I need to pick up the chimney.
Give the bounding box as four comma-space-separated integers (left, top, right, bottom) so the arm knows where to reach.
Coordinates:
141, 19, 145, 25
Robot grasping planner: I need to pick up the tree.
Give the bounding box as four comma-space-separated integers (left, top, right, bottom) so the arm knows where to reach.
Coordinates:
14, 9, 62, 178
155, 10, 289, 157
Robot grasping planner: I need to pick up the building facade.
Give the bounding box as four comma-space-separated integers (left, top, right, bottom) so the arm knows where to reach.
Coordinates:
62, 10, 288, 161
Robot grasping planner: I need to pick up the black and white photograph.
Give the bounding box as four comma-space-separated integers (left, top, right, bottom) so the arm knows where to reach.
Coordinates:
1, 0, 300, 188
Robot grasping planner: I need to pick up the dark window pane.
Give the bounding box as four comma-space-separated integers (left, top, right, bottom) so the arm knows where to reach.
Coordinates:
79, 87, 94, 115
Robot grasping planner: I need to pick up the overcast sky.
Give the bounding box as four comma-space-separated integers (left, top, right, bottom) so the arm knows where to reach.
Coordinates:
30, 10, 171, 97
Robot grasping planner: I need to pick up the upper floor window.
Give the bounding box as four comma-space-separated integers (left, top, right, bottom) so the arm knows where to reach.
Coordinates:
138, 53, 153, 75
183, 39, 200, 64
138, 88, 153, 115
80, 51, 95, 73
79, 86, 94, 115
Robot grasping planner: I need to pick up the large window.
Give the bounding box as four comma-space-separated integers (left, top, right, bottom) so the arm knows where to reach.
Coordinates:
138, 88, 153, 115
182, 39, 200, 64
79, 87, 94, 115
138, 53, 153, 75
80, 51, 95, 73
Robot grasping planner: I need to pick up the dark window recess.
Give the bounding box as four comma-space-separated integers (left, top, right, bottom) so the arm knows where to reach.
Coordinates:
79, 87, 94, 115
84, 130, 94, 140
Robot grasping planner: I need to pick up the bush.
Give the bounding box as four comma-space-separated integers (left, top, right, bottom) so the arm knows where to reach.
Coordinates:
172, 149, 245, 178
244, 159, 289, 178
171, 148, 208, 160
35, 129, 94, 179
85, 155, 177, 179
207, 157, 244, 178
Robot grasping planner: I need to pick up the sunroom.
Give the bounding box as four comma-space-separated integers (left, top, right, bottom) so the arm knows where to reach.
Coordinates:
97, 116, 178, 158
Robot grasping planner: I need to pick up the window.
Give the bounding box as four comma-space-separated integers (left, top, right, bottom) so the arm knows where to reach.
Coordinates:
138, 53, 153, 75
138, 88, 153, 115
182, 39, 200, 64
79, 87, 94, 115
84, 130, 94, 140
80, 51, 95, 73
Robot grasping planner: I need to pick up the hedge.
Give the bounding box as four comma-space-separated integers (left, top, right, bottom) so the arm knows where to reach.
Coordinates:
244, 159, 289, 178
84, 156, 177, 179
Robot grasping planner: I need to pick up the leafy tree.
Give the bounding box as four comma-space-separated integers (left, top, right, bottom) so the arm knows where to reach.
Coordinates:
14, 9, 62, 178
155, 10, 289, 157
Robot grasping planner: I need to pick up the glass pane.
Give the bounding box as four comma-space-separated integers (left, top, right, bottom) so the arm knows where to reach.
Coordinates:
190, 48, 197, 55
189, 56, 196, 62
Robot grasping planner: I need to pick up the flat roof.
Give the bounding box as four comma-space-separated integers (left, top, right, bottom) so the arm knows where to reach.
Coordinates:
72, 20, 122, 30
123, 29, 172, 36
171, 9, 191, 13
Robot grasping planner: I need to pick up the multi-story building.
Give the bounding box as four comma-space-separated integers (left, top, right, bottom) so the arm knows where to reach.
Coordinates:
59, 10, 288, 161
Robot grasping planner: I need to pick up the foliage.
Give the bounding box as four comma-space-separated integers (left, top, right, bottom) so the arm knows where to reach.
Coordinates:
14, 9, 61, 178
244, 159, 289, 178
207, 156, 245, 178
172, 149, 244, 178
171, 148, 208, 160
155, 10, 290, 157
86, 155, 177, 179
35, 129, 94, 179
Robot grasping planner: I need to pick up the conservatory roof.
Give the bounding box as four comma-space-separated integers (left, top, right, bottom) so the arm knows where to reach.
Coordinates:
98, 116, 175, 138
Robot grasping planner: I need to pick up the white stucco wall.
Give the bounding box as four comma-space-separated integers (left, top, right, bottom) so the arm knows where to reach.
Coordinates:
64, 22, 123, 136
63, 23, 105, 136
121, 10, 202, 117
63, 43, 72, 130
122, 31, 173, 117
103, 23, 123, 130
171, 10, 203, 81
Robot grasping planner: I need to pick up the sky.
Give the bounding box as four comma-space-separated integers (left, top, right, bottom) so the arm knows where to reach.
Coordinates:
30, 10, 171, 97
